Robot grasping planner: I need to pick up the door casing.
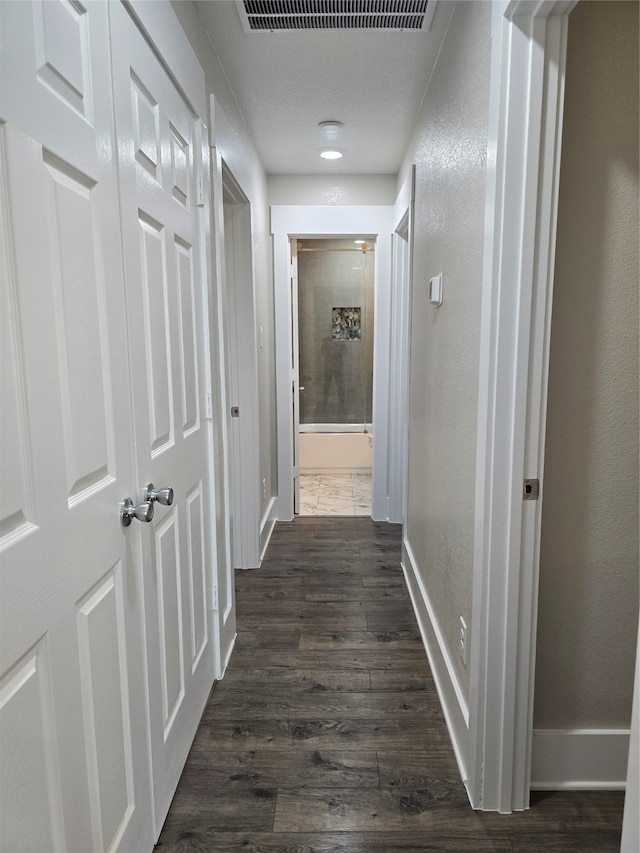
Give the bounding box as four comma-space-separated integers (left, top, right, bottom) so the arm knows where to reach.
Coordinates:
272, 205, 397, 523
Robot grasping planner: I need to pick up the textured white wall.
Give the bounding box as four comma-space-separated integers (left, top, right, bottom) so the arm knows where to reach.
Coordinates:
171, 1, 278, 529
268, 174, 397, 206
534, 0, 639, 729
401, 1, 491, 700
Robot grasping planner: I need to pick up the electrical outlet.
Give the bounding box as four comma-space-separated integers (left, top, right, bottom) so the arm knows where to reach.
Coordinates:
459, 616, 468, 666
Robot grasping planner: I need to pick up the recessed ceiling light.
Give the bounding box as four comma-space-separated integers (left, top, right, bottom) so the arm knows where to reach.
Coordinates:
319, 149, 344, 160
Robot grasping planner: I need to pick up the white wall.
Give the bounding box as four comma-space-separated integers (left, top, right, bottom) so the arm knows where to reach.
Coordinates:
268, 174, 396, 206
400, 0, 492, 702
171, 1, 278, 538
534, 0, 639, 731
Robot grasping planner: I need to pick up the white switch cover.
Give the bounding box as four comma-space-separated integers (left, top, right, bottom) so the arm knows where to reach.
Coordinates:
429, 273, 443, 306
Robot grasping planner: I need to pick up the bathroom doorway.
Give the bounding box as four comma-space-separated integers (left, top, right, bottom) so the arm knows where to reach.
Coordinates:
295, 237, 375, 516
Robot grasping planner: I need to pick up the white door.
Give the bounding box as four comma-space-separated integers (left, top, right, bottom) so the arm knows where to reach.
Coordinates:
290, 239, 301, 513
0, 3, 153, 851
109, 2, 216, 834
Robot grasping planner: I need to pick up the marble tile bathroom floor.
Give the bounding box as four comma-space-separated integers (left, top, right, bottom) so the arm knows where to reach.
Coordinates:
298, 473, 372, 517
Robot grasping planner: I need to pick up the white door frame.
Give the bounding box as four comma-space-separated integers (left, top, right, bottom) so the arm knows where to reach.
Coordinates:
387, 168, 415, 524
207, 135, 236, 674
467, 0, 576, 812
209, 98, 261, 579
222, 165, 261, 571
272, 205, 395, 522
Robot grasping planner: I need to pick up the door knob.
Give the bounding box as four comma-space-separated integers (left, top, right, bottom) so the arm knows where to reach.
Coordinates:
145, 483, 174, 506
120, 498, 154, 527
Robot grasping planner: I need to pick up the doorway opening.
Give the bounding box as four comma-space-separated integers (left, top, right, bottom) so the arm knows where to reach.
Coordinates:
220, 162, 261, 569
295, 237, 376, 517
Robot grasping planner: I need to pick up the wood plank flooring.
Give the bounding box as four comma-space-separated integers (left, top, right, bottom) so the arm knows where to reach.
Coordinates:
154, 518, 624, 852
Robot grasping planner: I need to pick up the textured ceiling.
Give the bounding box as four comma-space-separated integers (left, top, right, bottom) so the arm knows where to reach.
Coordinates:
195, 0, 450, 175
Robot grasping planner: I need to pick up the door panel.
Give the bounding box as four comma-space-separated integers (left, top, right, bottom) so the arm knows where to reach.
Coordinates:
155, 509, 184, 733
42, 152, 113, 500
76, 567, 134, 848
186, 483, 208, 665
0, 2, 153, 850
139, 213, 174, 451
0, 640, 65, 853
110, 2, 215, 833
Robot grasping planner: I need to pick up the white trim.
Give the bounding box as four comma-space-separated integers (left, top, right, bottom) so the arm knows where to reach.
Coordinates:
208, 105, 236, 672
259, 497, 277, 563
195, 121, 223, 680
370, 234, 391, 521
273, 232, 295, 521
387, 166, 415, 524
402, 537, 469, 791
531, 730, 630, 790
468, 0, 575, 813
209, 100, 261, 573
271, 206, 395, 522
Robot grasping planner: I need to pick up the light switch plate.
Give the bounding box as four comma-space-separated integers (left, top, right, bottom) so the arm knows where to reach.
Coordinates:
429, 273, 443, 306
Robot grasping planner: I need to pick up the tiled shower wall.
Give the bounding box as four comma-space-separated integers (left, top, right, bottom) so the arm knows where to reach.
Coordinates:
298, 239, 375, 426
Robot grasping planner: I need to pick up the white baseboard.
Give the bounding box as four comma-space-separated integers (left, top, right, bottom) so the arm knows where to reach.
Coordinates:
259, 496, 277, 563
402, 536, 470, 787
531, 729, 630, 790
220, 632, 237, 679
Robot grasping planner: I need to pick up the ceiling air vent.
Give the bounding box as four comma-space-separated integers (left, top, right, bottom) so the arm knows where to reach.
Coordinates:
237, 0, 432, 32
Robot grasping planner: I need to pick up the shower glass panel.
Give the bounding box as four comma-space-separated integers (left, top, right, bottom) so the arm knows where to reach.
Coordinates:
297, 238, 375, 431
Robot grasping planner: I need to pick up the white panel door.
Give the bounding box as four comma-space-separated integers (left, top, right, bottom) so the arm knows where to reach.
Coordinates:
0, 3, 152, 851
109, 2, 216, 834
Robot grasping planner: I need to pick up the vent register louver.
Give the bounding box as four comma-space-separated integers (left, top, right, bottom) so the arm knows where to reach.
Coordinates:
237, 0, 431, 31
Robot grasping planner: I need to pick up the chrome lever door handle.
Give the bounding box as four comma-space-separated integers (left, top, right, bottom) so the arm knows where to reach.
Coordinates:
120, 498, 154, 527
145, 483, 174, 506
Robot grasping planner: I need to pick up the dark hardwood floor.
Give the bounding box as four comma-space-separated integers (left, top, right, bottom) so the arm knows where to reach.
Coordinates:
155, 518, 624, 852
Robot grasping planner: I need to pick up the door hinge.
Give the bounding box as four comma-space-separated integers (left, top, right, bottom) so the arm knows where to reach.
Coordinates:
197, 174, 205, 207
289, 263, 295, 278
212, 585, 218, 610
523, 479, 540, 500
205, 391, 213, 420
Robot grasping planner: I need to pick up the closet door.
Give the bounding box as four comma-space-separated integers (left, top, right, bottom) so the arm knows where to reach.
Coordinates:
0, 3, 153, 851
110, 2, 217, 835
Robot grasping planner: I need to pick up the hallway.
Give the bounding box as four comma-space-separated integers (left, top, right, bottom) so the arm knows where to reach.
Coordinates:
154, 519, 623, 852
